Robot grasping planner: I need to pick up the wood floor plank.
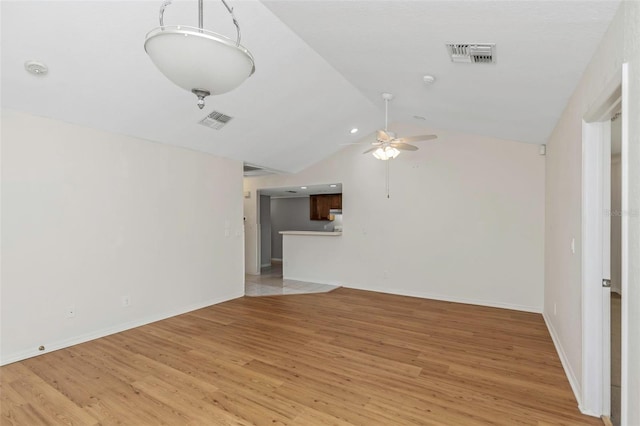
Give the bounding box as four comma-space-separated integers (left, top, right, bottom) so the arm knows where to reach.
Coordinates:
21, 349, 131, 408
129, 376, 251, 426
1, 287, 601, 425
290, 407, 356, 426
83, 387, 191, 425
1, 364, 100, 425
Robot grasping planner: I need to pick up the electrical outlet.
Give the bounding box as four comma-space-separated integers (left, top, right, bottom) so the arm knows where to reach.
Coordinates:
383, 270, 389, 279
66, 305, 76, 318
122, 295, 130, 308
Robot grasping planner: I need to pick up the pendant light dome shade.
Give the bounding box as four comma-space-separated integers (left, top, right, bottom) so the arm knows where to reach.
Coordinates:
144, 0, 255, 108
145, 26, 255, 97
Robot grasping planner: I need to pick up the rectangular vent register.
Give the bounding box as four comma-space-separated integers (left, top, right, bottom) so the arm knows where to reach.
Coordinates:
446, 43, 496, 63
199, 110, 233, 130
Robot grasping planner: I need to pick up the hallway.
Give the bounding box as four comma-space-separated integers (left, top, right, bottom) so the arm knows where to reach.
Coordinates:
245, 263, 339, 297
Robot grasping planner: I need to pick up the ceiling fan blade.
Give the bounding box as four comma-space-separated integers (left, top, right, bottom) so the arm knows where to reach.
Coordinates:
340, 139, 383, 146
397, 134, 438, 144
390, 142, 419, 151
377, 130, 392, 142
363, 146, 378, 154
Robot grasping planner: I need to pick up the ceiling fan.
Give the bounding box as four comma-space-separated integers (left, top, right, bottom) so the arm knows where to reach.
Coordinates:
364, 93, 437, 160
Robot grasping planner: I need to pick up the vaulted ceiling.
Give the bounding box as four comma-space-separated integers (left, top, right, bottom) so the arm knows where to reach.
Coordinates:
1, 0, 620, 173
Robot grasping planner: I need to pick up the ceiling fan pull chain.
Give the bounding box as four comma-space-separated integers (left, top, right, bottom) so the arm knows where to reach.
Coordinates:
386, 160, 390, 198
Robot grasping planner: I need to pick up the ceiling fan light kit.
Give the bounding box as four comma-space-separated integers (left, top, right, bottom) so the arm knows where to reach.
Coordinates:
365, 92, 437, 160
144, 0, 255, 109
373, 146, 400, 160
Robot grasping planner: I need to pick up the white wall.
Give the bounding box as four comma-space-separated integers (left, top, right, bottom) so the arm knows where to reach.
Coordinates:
282, 233, 343, 284
1, 109, 245, 365
245, 124, 545, 312
544, 2, 640, 422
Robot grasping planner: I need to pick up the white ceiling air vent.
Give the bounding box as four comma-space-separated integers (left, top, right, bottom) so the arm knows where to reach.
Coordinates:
199, 110, 233, 130
446, 43, 495, 63
243, 163, 275, 177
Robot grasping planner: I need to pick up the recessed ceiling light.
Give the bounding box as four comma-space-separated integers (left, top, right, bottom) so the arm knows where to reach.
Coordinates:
300, 186, 307, 189
413, 115, 427, 120
350, 128, 359, 134
330, 184, 337, 188
423, 75, 435, 84
25, 60, 48, 76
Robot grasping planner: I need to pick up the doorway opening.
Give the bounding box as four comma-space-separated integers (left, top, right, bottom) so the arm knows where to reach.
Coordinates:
255, 183, 343, 273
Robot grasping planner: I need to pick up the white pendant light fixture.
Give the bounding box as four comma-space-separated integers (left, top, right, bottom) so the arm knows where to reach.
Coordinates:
144, 0, 255, 109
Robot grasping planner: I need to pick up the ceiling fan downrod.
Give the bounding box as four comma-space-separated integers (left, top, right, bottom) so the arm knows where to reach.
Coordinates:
382, 92, 394, 131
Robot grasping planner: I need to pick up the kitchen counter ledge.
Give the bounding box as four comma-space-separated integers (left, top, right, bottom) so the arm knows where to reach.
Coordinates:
279, 231, 342, 236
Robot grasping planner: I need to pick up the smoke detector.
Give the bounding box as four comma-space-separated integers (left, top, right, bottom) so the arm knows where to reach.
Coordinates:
25, 61, 48, 76
446, 43, 495, 63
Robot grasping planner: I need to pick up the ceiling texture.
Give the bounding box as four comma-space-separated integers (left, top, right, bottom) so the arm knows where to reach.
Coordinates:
1, 0, 620, 173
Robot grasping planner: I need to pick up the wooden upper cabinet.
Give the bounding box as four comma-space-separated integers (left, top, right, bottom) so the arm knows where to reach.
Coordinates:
329, 194, 342, 209
310, 194, 342, 220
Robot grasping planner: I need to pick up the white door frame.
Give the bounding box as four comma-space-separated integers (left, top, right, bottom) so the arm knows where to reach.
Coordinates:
256, 192, 264, 272
581, 63, 628, 419
581, 115, 611, 417
618, 62, 629, 426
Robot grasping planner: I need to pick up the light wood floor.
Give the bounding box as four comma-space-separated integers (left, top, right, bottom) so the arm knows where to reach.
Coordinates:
1, 288, 601, 425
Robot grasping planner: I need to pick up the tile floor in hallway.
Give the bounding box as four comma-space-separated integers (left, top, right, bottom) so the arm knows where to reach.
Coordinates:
245, 262, 339, 297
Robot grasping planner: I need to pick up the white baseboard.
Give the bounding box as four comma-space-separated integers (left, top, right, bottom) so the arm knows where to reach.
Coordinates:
267, 274, 542, 313
261, 263, 271, 268
0, 291, 244, 366
271, 258, 282, 262
341, 283, 543, 313
543, 311, 583, 410
280, 278, 542, 313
